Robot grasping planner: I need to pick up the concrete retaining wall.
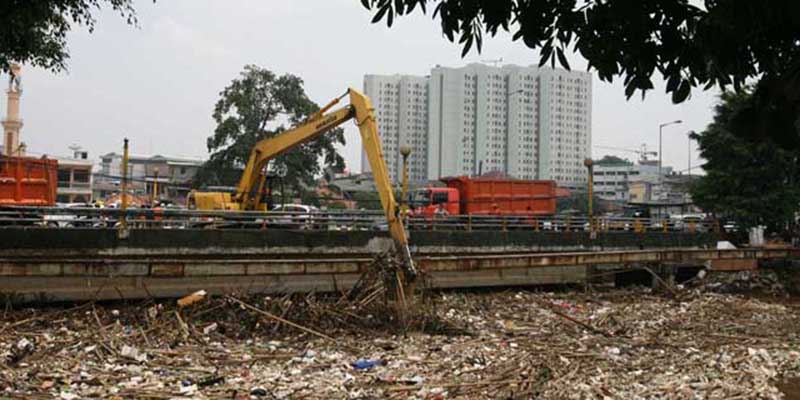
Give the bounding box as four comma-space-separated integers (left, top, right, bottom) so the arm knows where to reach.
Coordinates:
0, 228, 721, 257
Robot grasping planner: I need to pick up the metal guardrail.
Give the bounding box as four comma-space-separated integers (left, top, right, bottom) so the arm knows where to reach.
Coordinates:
0, 206, 386, 231
408, 214, 721, 233
0, 206, 723, 233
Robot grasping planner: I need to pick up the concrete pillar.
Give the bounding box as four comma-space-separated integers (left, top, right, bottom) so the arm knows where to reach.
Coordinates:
650, 264, 676, 291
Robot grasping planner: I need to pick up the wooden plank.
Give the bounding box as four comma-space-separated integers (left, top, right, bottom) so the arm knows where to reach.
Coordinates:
709, 259, 758, 271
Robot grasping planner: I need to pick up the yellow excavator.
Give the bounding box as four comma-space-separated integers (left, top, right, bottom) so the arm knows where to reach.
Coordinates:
189, 88, 416, 277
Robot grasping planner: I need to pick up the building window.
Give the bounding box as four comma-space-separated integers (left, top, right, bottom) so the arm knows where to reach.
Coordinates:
58, 169, 70, 183
73, 169, 89, 183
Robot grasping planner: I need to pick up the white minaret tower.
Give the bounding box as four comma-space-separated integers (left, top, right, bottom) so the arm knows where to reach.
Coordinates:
3, 63, 24, 156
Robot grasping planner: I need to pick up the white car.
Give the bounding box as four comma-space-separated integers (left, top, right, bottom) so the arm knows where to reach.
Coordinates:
42, 203, 95, 228
269, 204, 320, 229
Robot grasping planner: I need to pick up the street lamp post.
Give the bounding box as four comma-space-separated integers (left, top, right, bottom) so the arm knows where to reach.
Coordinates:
658, 120, 683, 179
583, 158, 594, 233
687, 130, 696, 175
399, 146, 412, 216
656, 120, 682, 221
152, 167, 160, 206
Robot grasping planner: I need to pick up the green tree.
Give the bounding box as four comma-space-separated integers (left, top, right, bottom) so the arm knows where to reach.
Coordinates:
194, 65, 345, 197
691, 90, 800, 233
351, 191, 384, 210
360, 0, 800, 146
594, 155, 632, 166
557, 193, 609, 215
0, 1, 151, 73
327, 201, 349, 210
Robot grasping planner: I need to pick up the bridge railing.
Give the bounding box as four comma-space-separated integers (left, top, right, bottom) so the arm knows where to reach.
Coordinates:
406, 214, 716, 233
0, 206, 720, 233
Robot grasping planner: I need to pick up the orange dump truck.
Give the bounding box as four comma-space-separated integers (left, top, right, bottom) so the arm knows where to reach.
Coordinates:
0, 156, 58, 206
410, 176, 557, 216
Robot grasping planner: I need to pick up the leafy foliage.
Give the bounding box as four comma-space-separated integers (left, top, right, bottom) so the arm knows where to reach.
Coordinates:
351, 191, 384, 210
360, 0, 800, 146
557, 193, 611, 215
594, 155, 632, 166
194, 65, 345, 196
327, 201, 349, 210
0, 0, 150, 73
691, 90, 800, 233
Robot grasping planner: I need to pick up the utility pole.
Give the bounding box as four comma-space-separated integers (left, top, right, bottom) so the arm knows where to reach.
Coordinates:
118, 138, 130, 238
152, 167, 160, 205
584, 158, 594, 232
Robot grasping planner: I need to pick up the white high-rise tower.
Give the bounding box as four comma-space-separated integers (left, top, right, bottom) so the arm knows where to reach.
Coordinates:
364, 63, 592, 190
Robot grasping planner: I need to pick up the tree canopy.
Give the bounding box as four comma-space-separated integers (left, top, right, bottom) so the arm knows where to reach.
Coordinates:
361, 0, 800, 147
691, 90, 800, 233
594, 155, 633, 166
557, 193, 611, 215
0, 1, 151, 73
194, 65, 345, 198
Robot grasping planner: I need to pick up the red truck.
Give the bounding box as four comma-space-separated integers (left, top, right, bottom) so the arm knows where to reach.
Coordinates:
0, 156, 58, 206
409, 176, 557, 216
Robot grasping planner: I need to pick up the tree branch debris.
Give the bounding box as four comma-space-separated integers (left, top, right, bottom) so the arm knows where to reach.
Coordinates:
0, 280, 798, 398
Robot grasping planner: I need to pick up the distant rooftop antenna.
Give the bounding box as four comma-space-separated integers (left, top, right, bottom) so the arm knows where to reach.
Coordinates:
638, 143, 657, 162
482, 57, 503, 67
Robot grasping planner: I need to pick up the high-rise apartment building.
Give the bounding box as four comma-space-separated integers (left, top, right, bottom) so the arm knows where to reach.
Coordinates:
428, 64, 544, 181
362, 74, 429, 183
363, 63, 591, 189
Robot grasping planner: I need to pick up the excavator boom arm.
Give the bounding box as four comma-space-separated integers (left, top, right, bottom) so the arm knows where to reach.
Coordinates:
348, 90, 416, 276
232, 88, 416, 277
234, 106, 352, 209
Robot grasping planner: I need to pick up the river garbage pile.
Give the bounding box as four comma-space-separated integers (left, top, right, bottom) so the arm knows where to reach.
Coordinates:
0, 287, 798, 399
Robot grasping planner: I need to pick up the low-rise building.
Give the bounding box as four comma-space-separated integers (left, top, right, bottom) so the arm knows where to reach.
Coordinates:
628, 178, 657, 204
95, 153, 204, 204
628, 173, 699, 216
593, 160, 668, 202
55, 148, 93, 204
660, 173, 697, 204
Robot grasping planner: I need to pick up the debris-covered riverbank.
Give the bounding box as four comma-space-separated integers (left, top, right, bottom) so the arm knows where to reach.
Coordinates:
1, 281, 799, 399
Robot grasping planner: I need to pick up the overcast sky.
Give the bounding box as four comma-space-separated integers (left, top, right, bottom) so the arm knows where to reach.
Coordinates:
4, 0, 716, 173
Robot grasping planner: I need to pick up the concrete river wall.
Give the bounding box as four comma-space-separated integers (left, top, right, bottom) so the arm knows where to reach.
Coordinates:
0, 229, 725, 301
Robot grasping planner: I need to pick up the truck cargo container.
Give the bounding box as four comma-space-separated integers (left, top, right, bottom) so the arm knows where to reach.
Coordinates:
0, 156, 58, 206
410, 176, 557, 216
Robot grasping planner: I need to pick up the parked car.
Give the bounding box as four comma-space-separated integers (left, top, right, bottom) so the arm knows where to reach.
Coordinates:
42, 202, 97, 228
268, 204, 320, 229
372, 220, 389, 231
